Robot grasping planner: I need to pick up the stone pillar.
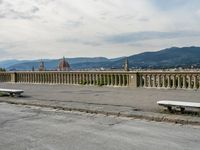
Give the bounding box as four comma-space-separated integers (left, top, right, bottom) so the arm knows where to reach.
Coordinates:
128, 73, 138, 88
11, 72, 17, 83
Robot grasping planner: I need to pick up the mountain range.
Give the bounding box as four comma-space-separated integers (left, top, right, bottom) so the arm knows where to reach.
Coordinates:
1, 46, 200, 71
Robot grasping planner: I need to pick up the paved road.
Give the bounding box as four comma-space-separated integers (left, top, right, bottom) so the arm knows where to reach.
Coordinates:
0, 103, 200, 150
1, 83, 200, 112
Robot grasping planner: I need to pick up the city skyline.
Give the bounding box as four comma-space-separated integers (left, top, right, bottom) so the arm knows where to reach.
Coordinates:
0, 0, 200, 60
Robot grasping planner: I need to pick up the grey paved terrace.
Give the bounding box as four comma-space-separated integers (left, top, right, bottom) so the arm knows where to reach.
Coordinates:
1, 83, 200, 112
0, 103, 200, 150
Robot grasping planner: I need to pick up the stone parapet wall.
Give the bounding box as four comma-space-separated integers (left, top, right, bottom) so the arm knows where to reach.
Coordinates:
0, 72, 11, 82
0, 71, 132, 87
1, 71, 200, 89
138, 71, 200, 89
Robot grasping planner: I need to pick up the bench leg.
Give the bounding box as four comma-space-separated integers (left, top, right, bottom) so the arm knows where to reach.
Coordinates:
180, 107, 185, 113
167, 106, 172, 112
10, 93, 14, 97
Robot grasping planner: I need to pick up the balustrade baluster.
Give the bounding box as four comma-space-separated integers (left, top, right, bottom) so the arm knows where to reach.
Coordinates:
148, 75, 152, 87
193, 75, 197, 89
139, 75, 143, 87
188, 75, 192, 89
153, 74, 156, 87
162, 75, 166, 88
157, 74, 161, 88
144, 75, 147, 87
182, 75, 186, 89
172, 75, 176, 88
177, 75, 181, 88
167, 75, 171, 88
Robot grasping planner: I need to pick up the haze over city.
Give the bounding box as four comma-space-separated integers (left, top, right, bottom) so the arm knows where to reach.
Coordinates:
0, 0, 200, 60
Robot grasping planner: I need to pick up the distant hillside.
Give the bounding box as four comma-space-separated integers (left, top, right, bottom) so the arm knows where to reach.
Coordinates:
4, 46, 200, 70
125, 46, 200, 68
7, 57, 110, 71
0, 60, 30, 68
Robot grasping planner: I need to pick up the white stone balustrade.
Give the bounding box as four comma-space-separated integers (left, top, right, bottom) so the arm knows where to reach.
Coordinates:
1, 71, 200, 89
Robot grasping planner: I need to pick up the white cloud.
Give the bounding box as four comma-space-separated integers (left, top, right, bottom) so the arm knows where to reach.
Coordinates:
0, 0, 200, 60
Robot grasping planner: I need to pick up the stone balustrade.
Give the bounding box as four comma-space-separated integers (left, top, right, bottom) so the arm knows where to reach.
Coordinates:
138, 71, 200, 89
0, 71, 132, 87
1, 71, 200, 90
0, 73, 11, 82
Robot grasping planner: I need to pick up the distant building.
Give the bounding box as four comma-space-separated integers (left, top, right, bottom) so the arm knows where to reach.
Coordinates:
32, 66, 35, 71
124, 57, 129, 71
39, 61, 45, 71
58, 57, 70, 71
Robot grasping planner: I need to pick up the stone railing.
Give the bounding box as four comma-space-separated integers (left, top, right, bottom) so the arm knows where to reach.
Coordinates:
138, 71, 200, 89
1, 71, 200, 89
0, 71, 137, 87
0, 72, 11, 82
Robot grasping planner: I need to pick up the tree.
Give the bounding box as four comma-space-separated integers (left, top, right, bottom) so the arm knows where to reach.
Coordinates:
0, 68, 6, 72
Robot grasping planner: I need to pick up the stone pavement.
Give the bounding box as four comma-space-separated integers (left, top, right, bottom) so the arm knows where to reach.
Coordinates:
1, 83, 200, 125
1, 103, 200, 150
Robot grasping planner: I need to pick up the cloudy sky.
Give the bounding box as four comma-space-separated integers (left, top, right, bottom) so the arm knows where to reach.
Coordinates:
0, 0, 200, 60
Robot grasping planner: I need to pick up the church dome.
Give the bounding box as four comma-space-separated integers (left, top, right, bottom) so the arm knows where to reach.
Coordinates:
58, 57, 70, 71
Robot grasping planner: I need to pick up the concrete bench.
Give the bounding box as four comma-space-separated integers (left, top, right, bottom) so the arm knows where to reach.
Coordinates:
157, 100, 200, 112
0, 88, 24, 97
